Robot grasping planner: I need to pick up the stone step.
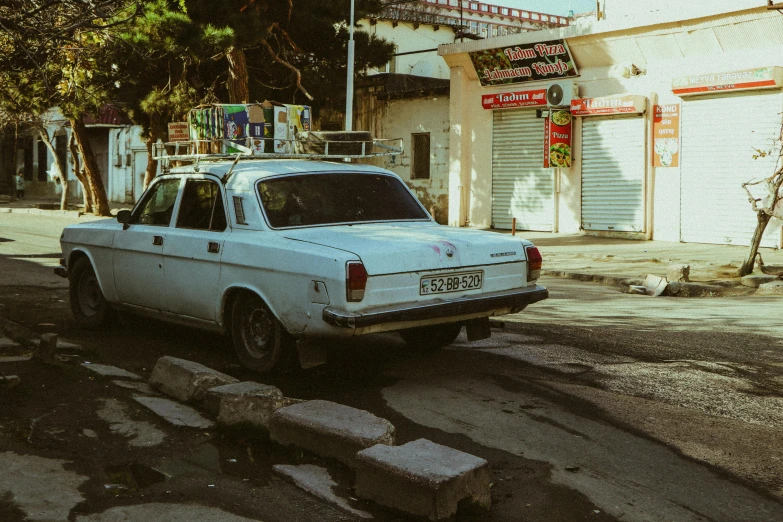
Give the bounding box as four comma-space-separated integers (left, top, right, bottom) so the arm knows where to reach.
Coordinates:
355, 438, 491, 521
269, 400, 395, 467
148, 356, 238, 403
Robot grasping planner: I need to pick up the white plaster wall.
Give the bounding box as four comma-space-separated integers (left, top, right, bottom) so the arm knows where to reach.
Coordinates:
357, 94, 451, 223
359, 20, 455, 79
443, 7, 783, 240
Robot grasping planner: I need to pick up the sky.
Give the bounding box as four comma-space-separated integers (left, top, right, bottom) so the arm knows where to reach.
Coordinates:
489, 0, 597, 16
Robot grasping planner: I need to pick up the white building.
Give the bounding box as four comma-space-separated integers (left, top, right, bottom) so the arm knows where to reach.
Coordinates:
440, 0, 783, 247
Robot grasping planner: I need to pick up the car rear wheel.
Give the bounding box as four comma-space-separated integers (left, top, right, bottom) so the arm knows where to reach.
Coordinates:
399, 322, 462, 351
69, 257, 109, 328
231, 293, 296, 373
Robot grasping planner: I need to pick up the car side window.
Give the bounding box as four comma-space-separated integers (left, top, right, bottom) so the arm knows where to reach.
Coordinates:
134, 178, 181, 226
176, 179, 227, 231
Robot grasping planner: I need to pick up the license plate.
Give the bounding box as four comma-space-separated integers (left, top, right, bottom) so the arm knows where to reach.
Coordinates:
420, 271, 483, 295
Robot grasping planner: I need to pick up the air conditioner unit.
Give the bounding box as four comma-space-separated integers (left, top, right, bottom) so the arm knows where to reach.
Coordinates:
546, 80, 577, 108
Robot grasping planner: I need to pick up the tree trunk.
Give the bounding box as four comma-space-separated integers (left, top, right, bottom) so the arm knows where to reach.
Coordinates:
70, 117, 111, 216
69, 131, 93, 213
143, 140, 158, 190
226, 47, 250, 104
739, 211, 772, 276
37, 129, 70, 211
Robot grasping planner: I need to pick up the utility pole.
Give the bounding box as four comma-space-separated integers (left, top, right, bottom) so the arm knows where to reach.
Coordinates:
345, 0, 355, 131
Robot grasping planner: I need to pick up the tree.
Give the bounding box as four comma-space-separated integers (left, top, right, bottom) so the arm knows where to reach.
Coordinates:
739, 123, 783, 276
0, 0, 139, 216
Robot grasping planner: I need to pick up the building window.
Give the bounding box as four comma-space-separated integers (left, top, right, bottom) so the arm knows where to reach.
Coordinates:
501, 8, 508, 15
512, 10, 519, 16
411, 133, 430, 180
481, 5, 488, 12
541, 15, 549, 22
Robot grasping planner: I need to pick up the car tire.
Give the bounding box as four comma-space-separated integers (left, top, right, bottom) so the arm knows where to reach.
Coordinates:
399, 322, 462, 351
68, 257, 109, 328
231, 293, 297, 373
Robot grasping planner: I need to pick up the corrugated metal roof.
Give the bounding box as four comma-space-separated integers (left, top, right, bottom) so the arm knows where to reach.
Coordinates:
83, 105, 131, 126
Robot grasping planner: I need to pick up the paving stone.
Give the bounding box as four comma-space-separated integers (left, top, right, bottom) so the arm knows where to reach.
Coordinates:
274, 464, 373, 519
133, 396, 215, 429
270, 400, 395, 467
0, 337, 20, 349
756, 280, 783, 295
202, 381, 282, 417
30, 338, 83, 351
355, 438, 491, 521
112, 380, 157, 395
741, 274, 779, 288
148, 356, 238, 403
0, 355, 32, 363
1, 375, 21, 390
82, 363, 141, 380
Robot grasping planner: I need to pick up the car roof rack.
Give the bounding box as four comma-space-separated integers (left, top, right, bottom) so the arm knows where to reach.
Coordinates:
153, 136, 404, 173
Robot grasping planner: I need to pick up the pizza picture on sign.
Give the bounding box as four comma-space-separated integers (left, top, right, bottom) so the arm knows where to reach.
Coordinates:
550, 143, 571, 168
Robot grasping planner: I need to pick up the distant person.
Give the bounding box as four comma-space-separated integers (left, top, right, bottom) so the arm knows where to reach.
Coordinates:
15, 170, 25, 200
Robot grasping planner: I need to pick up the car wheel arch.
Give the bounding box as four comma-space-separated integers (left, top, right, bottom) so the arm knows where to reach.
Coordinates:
221, 286, 288, 334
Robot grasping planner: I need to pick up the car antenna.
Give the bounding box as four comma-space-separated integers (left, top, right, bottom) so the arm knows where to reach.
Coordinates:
222, 153, 243, 184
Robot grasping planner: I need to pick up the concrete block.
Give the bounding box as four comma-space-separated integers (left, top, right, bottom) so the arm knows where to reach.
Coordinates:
202, 381, 282, 416
667, 264, 690, 283
270, 400, 395, 467
1, 375, 20, 390
133, 396, 214, 428
741, 274, 778, 288
756, 280, 783, 295
355, 439, 491, 521
33, 333, 58, 363
148, 356, 238, 403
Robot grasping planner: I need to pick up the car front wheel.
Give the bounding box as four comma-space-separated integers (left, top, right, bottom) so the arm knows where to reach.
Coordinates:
399, 322, 462, 351
231, 293, 296, 373
69, 257, 109, 328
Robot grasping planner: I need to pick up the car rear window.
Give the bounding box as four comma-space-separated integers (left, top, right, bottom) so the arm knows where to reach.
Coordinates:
257, 173, 429, 228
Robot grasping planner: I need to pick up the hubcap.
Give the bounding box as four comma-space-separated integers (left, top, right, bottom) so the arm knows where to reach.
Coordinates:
78, 273, 101, 316
243, 305, 273, 359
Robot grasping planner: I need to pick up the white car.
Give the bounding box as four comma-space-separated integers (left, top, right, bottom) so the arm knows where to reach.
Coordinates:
56, 159, 548, 372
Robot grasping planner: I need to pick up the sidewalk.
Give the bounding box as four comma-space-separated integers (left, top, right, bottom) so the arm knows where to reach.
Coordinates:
0, 196, 130, 218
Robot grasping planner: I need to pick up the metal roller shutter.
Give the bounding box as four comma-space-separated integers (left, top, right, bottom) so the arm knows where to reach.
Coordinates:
680, 91, 782, 247
491, 110, 553, 231
581, 115, 646, 232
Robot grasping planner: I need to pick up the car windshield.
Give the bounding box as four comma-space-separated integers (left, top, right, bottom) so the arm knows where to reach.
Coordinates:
257, 172, 429, 228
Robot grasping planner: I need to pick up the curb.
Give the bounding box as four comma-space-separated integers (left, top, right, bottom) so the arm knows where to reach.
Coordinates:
0, 207, 85, 218
543, 269, 742, 297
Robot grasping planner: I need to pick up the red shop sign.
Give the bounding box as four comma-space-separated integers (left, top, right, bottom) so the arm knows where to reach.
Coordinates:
544, 109, 572, 168
482, 89, 547, 109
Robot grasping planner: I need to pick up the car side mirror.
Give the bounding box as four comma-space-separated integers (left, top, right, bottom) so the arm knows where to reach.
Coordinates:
117, 209, 131, 229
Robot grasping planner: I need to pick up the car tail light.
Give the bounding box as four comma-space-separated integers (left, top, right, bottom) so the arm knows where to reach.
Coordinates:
346, 261, 368, 302
525, 246, 542, 281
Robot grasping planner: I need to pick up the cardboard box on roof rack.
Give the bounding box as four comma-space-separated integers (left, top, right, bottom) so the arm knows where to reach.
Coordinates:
187, 101, 310, 155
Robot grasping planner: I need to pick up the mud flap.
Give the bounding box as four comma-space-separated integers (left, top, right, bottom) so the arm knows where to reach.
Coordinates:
465, 317, 491, 342
296, 339, 327, 369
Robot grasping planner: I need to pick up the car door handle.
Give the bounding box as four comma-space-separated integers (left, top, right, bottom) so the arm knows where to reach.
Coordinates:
152, 235, 163, 246
207, 242, 220, 253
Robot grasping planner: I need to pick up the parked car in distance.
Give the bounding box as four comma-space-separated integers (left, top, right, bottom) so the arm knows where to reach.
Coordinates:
56, 158, 548, 372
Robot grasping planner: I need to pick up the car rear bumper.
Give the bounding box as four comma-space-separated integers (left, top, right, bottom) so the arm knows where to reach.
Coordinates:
322, 285, 548, 331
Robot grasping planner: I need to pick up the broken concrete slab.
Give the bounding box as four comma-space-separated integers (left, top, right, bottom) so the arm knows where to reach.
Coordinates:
133, 396, 215, 429
202, 381, 282, 417
643, 274, 669, 297
270, 400, 395, 467
273, 464, 372, 519
355, 438, 491, 521
148, 356, 238, 403
30, 338, 84, 351
82, 363, 142, 380
741, 274, 778, 288
1, 374, 20, 390
756, 280, 783, 295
